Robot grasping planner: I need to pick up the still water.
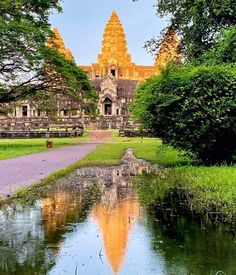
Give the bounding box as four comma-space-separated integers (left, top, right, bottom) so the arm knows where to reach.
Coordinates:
0, 150, 235, 275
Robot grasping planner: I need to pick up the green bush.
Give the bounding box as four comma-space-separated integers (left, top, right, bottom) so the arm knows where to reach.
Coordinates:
132, 65, 236, 164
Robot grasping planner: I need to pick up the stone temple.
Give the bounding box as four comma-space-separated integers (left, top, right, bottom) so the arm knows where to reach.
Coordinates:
0, 11, 181, 130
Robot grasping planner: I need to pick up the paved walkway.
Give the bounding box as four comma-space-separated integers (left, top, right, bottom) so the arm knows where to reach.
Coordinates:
0, 131, 111, 197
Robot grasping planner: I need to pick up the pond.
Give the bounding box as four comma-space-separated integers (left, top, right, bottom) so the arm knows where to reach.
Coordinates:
0, 150, 235, 275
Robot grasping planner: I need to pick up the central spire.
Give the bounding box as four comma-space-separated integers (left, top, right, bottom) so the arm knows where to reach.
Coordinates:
97, 11, 132, 67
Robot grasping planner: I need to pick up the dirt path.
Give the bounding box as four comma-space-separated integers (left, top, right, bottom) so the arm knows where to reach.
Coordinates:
0, 131, 112, 197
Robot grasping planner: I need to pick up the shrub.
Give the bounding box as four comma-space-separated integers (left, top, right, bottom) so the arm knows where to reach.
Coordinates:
132, 65, 236, 164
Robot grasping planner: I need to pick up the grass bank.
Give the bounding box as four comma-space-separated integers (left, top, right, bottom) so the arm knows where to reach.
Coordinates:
0, 134, 88, 160
134, 164, 236, 225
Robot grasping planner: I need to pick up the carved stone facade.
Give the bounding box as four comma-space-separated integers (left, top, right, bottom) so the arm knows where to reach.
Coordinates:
96, 76, 132, 117
79, 11, 181, 129
0, 11, 181, 130
89, 76, 138, 129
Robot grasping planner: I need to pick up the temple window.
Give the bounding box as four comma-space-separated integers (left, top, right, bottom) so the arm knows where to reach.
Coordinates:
121, 108, 128, 116
22, 106, 28, 117
111, 69, 116, 77
85, 108, 90, 115
116, 109, 119, 115
104, 98, 112, 116
63, 110, 69, 117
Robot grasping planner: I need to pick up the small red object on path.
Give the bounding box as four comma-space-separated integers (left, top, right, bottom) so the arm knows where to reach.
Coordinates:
46, 140, 53, 148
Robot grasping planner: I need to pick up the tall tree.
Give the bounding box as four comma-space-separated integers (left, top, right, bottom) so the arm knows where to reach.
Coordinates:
0, 0, 97, 113
143, 0, 236, 59
0, 0, 60, 99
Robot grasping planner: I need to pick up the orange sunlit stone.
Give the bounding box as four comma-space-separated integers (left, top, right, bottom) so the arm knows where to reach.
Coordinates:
92, 197, 140, 273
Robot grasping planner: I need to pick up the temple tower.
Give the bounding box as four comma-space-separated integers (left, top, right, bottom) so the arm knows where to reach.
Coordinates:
80, 11, 158, 80
155, 28, 181, 73
97, 11, 134, 79
48, 28, 75, 63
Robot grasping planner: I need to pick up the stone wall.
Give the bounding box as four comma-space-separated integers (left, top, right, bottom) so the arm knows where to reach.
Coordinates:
0, 117, 84, 131
0, 130, 83, 139
119, 129, 154, 137
0, 117, 84, 138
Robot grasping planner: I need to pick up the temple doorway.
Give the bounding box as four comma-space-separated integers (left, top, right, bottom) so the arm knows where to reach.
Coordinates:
104, 98, 112, 116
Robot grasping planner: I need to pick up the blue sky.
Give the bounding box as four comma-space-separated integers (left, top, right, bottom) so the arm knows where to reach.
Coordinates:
50, 0, 168, 65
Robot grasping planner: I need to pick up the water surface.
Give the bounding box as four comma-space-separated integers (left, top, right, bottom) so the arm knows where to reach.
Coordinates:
0, 151, 235, 275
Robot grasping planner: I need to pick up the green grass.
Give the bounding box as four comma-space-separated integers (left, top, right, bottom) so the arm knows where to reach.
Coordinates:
176, 165, 236, 215
134, 165, 236, 224
40, 136, 162, 184
0, 134, 88, 160
113, 136, 162, 162
155, 145, 195, 167
112, 134, 193, 167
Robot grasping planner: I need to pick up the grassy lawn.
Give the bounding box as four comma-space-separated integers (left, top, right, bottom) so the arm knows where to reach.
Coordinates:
39, 136, 162, 185
0, 134, 88, 160
100, 133, 236, 224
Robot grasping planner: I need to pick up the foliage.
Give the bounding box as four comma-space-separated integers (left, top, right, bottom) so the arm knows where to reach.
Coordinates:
0, 46, 97, 109
143, 0, 236, 59
196, 26, 236, 65
132, 65, 236, 164
0, 0, 97, 111
0, 0, 60, 100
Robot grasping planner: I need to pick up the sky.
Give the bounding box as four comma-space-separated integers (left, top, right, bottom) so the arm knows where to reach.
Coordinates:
50, 0, 169, 66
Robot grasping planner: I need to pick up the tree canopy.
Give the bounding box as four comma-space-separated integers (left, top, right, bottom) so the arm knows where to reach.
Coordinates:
132, 65, 236, 164
198, 26, 236, 65
144, 0, 236, 60
0, 0, 97, 113
0, 0, 60, 95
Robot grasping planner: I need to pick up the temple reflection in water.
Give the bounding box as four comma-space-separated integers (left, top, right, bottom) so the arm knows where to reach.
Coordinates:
92, 185, 141, 273
42, 151, 150, 273
0, 150, 156, 274
0, 151, 235, 274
